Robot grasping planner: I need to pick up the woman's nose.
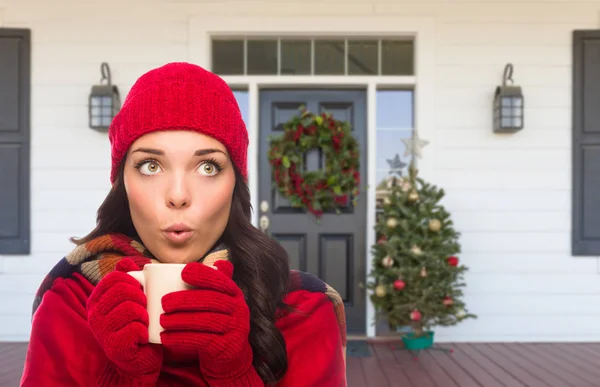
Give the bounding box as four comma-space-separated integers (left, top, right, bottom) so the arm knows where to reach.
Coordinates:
166, 176, 191, 209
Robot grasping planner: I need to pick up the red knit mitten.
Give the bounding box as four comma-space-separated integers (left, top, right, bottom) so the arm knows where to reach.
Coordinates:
87, 258, 163, 385
160, 261, 261, 383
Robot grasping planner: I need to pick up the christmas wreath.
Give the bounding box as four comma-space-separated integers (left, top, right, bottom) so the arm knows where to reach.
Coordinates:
267, 106, 361, 219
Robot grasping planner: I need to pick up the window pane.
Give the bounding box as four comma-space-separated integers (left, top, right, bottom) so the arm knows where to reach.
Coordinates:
376, 90, 413, 129
381, 39, 414, 76
314, 39, 344, 75
280, 39, 311, 75
247, 39, 277, 75
232, 90, 249, 126
212, 40, 244, 75
348, 40, 378, 75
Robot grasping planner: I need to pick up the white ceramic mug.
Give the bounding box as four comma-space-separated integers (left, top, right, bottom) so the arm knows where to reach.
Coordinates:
127, 263, 192, 344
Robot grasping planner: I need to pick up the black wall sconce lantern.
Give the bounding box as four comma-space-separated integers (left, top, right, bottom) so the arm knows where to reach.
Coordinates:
493, 63, 524, 133
88, 62, 121, 131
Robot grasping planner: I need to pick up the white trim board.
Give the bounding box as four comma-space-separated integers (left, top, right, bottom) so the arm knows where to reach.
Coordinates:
188, 15, 436, 338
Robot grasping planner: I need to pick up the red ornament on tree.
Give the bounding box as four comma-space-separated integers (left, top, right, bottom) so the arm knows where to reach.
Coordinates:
410, 309, 422, 321
443, 296, 453, 306
447, 256, 459, 267
393, 279, 405, 290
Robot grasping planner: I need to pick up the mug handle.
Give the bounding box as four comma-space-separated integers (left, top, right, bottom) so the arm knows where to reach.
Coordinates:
127, 270, 145, 288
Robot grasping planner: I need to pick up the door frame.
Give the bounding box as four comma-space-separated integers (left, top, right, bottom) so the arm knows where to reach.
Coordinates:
189, 15, 436, 338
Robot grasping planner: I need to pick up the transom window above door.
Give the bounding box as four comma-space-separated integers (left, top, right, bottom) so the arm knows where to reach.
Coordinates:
211, 37, 414, 76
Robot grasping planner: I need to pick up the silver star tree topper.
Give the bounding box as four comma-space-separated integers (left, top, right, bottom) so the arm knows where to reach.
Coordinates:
386, 153, 407, 177
402, 130, 429, 158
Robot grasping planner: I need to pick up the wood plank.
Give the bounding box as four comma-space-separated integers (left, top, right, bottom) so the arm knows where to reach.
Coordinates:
0, 342, 27, 387
514, 343, 595, 387
415, 349, 460, 387
481, 344, 548, 387
534, 344, 599, 385
390, 344, 437, 387
426, 344, 482, 387
573, 343, 600, 358
448, 343, 505, 387
492, 343, 566, 387
554, 344, 600, 378
357, 345, 391, 387
507, 343, 575, 386
371, 344, 412, 386
346, 356, 368, 387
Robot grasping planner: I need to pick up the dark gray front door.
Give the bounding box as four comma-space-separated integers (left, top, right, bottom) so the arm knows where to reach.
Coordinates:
259, 89, 367, 334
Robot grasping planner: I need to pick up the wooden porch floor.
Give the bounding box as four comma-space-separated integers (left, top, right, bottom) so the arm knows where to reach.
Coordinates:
3, 341, 600, 386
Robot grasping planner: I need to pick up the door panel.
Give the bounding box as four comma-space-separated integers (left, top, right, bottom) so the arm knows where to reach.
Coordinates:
259, 89, 367, 333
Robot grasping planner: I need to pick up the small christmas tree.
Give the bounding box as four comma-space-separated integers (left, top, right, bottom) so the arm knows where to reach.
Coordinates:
367, 133, 476, 340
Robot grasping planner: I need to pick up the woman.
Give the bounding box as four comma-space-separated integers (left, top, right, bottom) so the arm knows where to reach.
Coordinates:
20, 62, 347, 386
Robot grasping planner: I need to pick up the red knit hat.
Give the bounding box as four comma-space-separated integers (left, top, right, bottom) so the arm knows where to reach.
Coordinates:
108, 62, 248, 183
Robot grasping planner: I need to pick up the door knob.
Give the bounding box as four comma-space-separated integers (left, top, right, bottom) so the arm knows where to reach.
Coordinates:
259, 215, 270, 232
260, 200, 269, 213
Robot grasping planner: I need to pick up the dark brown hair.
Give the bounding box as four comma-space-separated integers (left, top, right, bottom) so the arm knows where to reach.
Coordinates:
72, 159, 290, 383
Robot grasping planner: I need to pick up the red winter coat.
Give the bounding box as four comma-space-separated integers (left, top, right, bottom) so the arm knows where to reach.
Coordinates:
20, 262, 346, 386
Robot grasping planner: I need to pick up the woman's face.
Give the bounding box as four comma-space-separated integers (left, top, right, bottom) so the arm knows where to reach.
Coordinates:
123, 130, 236, 263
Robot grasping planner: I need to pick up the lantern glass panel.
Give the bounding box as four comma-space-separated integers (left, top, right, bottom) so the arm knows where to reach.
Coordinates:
513, 117, 522, 127
513, 96, 522, 107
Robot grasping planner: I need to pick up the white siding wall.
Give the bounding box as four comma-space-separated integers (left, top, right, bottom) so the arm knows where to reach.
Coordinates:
0, 0, 599, 341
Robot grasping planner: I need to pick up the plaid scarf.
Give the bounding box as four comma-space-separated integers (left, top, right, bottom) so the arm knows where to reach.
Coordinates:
32, 233, 347, 354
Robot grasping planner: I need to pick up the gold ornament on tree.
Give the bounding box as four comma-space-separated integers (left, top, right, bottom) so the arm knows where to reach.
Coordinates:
408, 190, 419, 202
429, 219, 441, 232
386, 217, 398, 228
411, 245, 422, 255
382, 255, 394, 268
375, 285, 387, 297
420, 267, 428, 277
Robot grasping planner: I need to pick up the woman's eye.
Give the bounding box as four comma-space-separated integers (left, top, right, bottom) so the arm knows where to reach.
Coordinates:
139, 161, 162, 175
199, 162, 219, 176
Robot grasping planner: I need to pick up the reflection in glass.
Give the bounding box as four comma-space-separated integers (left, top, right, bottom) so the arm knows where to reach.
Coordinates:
280, 40, 311, 75
314, 40, 345, 75
247, 39, 278, 75
375, 130, 413, 171
347, 40, 378, 75
381, 40, 414, 76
